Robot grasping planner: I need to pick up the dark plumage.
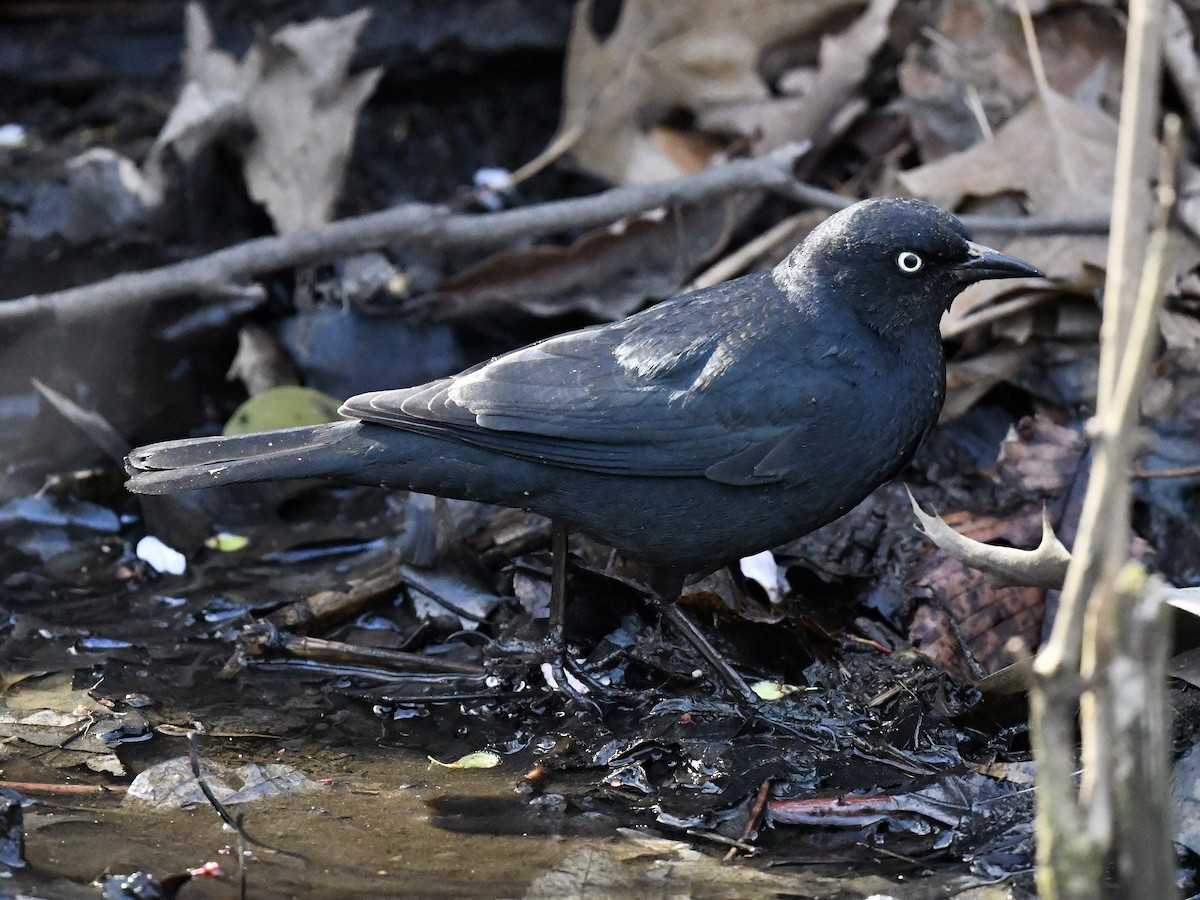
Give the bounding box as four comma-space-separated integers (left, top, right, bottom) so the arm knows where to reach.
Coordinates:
127, 199, 1041, 578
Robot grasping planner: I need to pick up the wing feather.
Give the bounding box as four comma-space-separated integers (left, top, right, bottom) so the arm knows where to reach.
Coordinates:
338, 274, 866, 481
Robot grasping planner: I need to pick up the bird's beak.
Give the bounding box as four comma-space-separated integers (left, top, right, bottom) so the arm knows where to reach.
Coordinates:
954, 241, 1044, 282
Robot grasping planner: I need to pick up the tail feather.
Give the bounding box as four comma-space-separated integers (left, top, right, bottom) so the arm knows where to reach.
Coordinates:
125, 421, 363, 494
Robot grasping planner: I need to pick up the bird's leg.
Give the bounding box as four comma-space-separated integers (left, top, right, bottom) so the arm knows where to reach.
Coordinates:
647, 571, 759, 707
546, 521, 605, 704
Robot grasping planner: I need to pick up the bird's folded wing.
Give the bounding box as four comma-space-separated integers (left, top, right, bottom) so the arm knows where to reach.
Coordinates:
340, 279, 850, 483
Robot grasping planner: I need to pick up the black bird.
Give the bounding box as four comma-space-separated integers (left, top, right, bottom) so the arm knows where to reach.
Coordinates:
127, 198, 1041, 696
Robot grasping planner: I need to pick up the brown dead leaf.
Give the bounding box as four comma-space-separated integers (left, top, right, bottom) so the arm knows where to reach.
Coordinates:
421, 197, 740, 321
898, 0, 1124, 162
550, 0, 848, 184
907, 506, 1048, 681
1144, 307, 1200, 424
649, 126, 727, 175
903, 90, 1112, 227
698, 0, 898, 152
941, 345, 1036, 420
992, 415, 1087, 498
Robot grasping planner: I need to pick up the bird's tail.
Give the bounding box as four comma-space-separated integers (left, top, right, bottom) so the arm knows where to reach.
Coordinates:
125, 421, 365, 494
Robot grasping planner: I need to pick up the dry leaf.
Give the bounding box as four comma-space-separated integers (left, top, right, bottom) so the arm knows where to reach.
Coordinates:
146, 4, 381, 234
941, 345, 1036, 420
898, 0, 1124, 162
145, 3, 246, 184
906, 506, 1049, 680
423, 198, 739, 321
241, 11, 382, 232
698, 0, 898, 151
550, 0, 847, 184
1144, 307, 1200, 424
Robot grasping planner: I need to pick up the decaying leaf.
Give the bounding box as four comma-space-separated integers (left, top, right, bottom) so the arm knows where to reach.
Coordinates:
897, 0, 1125, 162
549, 0, 848, 184
992, 415, 1087, 497
125, 756, 321, 809
524, 834, 897, 899
906, 504, 1050, 680
699, 0, 898, 152
0, 672, 134, 776
147, 4, 381, 233
423, 198, 740, 321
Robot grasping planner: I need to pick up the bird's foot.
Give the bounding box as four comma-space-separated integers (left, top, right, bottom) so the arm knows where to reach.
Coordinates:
653, 598, 759, 708
542, 645, 603, 715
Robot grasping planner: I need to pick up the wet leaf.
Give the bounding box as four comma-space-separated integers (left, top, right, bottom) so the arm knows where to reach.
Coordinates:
0, 673, 131, 776
222, 385, 341, 435
524, 835, 899, 899
205, 532, 250, 552
126, 756, 322, 809
749, 680, 807, 701
428, 751, 501, 770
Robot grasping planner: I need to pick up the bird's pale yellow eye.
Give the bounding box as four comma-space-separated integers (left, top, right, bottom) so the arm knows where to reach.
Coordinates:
896, 251, 924, 273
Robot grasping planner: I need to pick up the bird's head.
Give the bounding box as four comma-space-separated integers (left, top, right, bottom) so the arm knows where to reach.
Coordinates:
773, 198, 1043, 337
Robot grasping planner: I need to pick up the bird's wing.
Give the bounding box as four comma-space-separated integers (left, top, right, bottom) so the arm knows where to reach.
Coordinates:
340, 275, 867, 482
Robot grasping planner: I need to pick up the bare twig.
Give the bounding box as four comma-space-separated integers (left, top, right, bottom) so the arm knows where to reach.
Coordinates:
1, 141, 1109, 330
685, 211, 812, 291
907, 490, 1071, 588
1, 144, 811, 328
1030, 70, 1178, 896
1096, 0, 1167, 415
1015, 0, 1078, 194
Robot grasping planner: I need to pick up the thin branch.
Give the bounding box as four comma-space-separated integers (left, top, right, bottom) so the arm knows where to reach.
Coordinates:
1, 144, 810, 328
1, 141, 1109, 330
907, 490, 1071, 589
